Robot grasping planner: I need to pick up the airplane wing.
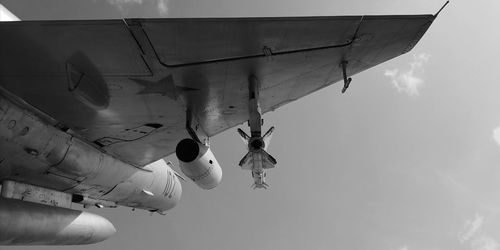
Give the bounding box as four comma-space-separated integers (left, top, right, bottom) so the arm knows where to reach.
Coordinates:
0, 15, 435, 167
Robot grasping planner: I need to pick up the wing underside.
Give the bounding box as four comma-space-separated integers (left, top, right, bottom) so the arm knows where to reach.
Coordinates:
0, 15, 434, 166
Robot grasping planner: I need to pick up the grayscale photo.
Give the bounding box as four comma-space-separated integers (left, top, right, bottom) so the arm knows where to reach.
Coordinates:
0, 1, 497, 250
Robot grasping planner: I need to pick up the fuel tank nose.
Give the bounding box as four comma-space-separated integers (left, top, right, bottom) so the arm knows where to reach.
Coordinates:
62, 211, 117, 244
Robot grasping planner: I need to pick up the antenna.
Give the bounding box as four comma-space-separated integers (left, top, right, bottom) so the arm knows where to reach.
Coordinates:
435, 1, 450, 17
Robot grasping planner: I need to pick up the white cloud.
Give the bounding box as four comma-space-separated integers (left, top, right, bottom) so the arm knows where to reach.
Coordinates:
493, 126, 500, 147
460, 214, 484, 243
157, 0, 169, 16
107, 0, 143, 11
471, 236, 500, 250
398, 246, 409, 250
459, 214, 500, 250
107, 0, 169, 16
384, 53, 431, 96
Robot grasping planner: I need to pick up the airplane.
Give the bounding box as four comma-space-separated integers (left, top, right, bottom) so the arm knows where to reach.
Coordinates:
0, 2, 447, 246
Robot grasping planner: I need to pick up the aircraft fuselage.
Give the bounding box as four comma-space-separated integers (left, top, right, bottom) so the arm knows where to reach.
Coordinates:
0, 90, 182, 212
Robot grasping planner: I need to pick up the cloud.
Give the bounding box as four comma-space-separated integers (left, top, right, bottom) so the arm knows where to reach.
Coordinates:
107, 0, 143, 10
493, 126, 500, 147
460, 214, 484, 243
459, 214, 500, 250
384, 53, 431, 96
398, 246, 409, 250
157, 0, 169, 15
107, 0, 169, 16
471, 236, 500, 250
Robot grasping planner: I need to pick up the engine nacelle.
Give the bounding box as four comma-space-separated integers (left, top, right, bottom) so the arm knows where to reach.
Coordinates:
175, 138, 222, 190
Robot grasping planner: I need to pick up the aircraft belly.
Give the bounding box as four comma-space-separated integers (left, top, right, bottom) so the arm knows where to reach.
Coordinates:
0, 93, 118, 192
0, 75, 189, 166
0, 91, 182, 211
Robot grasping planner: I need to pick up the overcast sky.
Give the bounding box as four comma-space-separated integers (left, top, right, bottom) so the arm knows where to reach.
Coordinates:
1, 0, 500, 250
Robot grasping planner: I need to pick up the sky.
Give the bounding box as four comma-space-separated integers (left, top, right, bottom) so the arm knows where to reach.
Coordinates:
1, 0, 500, 250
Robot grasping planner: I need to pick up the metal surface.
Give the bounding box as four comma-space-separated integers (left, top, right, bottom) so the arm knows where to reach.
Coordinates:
176, 138, 222, 189
237, 75, 276, 188
72, 194, 117, 208
0, 15, 434, 167
238, 127, 276, 189
0, 92, 181, 211
0, 4, 19, 22
0, 197, 116, 245
1, 180, 72, 208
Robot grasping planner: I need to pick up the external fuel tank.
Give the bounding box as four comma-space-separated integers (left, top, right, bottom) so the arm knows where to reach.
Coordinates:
0, 197, 116, 245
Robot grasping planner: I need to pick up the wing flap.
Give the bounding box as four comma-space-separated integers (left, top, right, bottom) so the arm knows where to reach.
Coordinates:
138, 17, 361, 66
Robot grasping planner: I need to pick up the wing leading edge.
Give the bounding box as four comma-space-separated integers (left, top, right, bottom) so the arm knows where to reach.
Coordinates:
0, 14, 435, 166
